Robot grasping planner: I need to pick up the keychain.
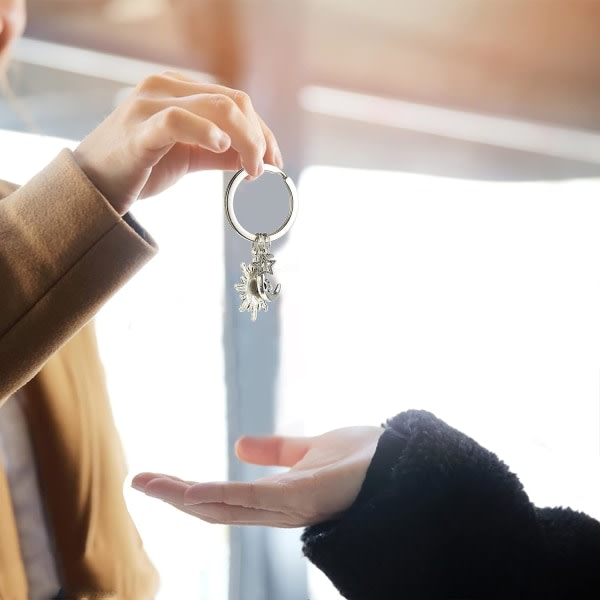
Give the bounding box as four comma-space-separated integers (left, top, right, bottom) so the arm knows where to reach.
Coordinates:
224, 164, 298, 321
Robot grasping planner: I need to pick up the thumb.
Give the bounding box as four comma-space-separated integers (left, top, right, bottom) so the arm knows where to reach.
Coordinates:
235, 435, 312, 467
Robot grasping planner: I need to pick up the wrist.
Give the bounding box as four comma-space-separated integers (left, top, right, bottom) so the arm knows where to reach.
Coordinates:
72, 146, 130, 216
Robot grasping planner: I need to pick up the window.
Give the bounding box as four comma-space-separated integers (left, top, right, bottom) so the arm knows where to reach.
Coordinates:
279, 165, 600, 599
6, 1, 600, 597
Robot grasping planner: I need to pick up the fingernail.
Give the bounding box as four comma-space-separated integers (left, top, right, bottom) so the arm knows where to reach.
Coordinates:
131, 481, 146, 492
274, 146, 284, 168
241, 160, 262, 179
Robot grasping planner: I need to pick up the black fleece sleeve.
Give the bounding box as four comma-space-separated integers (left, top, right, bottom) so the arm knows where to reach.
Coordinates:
301, 410, 600, 600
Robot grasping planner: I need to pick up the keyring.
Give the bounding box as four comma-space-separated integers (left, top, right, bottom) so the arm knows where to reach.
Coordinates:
224, 164, 298, 242
224, 164, 299, 321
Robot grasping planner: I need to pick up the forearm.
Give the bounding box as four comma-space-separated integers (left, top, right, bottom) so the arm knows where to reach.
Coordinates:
0, 149, 157, 403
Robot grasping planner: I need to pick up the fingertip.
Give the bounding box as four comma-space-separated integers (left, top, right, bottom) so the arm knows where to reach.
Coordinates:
235, 436, 269, 464
272, 145, 284, 169
143, 477, 189, 503
241, 159, 264, 179
234, 437, 245, 457
140, 477, 164, 493
236, 435, 260, 448
235, 435, 256, 459
131, 472, 156, 491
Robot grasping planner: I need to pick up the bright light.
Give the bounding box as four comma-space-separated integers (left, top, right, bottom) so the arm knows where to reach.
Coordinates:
276, 164, 600, 599
96, 170, 229, 600
12, 38, 214, 86
300, 85, 600, 165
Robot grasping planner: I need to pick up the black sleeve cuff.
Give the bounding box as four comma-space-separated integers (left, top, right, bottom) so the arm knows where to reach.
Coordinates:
302, 410, 541, 600
122, 212, 156, 245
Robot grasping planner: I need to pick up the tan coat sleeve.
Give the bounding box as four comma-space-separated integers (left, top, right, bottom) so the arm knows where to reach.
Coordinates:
0, 149, 157, 403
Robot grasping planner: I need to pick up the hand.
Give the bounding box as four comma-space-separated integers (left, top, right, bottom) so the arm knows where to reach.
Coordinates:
132, 426, 384, 528
73, 72, 282, 214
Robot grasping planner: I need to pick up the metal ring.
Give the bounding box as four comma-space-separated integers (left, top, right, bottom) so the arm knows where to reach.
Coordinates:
224, 164, 298, 242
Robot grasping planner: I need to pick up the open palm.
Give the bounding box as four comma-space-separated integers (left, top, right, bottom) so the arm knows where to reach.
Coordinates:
132, 426, 383, 528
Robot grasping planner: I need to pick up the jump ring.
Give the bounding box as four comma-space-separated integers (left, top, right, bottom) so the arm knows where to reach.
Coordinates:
224, 164, 298, 242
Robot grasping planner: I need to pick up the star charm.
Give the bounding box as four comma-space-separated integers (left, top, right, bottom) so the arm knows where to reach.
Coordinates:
253, 254, 276, 275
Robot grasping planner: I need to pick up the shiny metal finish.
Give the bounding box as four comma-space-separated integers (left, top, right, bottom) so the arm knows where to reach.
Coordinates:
224, 164, 298, 242
225, 166, 298, 321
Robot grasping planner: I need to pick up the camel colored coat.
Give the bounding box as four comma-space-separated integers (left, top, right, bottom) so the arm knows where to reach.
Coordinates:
0, 150, 160, 599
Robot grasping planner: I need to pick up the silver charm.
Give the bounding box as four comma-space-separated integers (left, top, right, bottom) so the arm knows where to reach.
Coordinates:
225, 164, 298, 322
234, 234, 281, 321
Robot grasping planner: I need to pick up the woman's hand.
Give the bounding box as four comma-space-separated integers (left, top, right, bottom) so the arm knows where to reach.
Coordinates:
132, 426, 384, 528
73, 72, 282, 214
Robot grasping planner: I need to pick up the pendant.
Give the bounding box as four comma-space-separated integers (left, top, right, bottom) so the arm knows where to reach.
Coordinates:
225, 164, 298, 322
234, 234, 281, 321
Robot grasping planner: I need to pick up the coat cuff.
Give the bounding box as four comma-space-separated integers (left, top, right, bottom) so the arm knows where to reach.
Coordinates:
0, 149, 157, 402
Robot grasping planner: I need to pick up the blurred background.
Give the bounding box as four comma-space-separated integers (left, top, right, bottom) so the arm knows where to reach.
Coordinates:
2, 1, 600, 599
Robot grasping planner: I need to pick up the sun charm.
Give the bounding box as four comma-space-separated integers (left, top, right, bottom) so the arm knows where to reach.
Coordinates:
235, 234, 281, 321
